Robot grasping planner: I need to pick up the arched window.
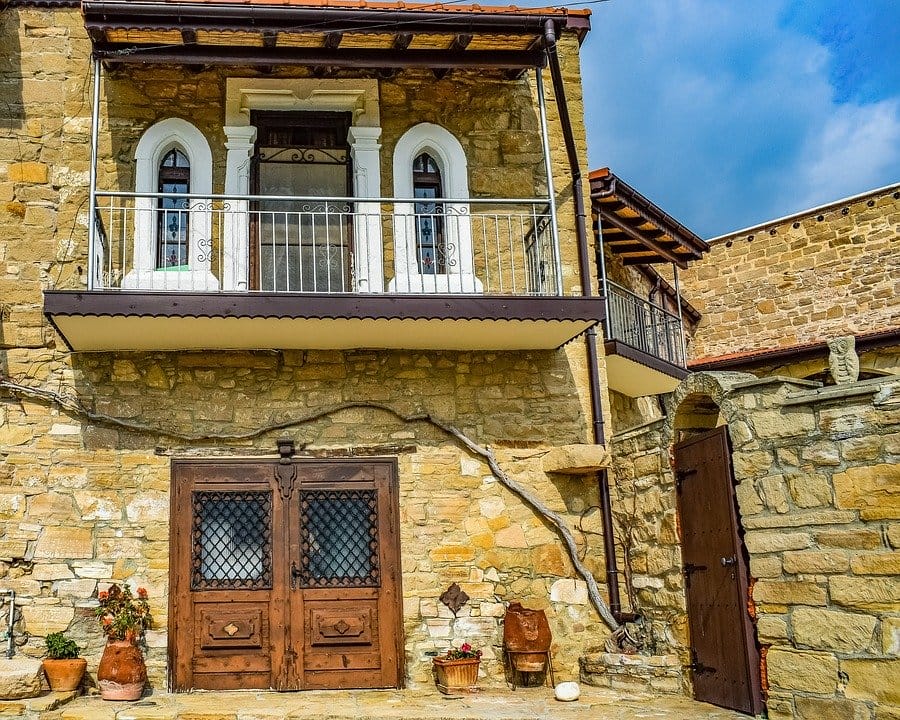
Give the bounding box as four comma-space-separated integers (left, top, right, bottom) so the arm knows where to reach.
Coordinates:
413, 152, 444, 274
390, 122, 482, 293
123, 118, 217, 291
157, 148, 190, 268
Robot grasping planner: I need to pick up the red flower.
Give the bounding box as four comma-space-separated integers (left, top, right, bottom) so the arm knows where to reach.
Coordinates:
137, 587, 148, 599
98, 591, 108, 600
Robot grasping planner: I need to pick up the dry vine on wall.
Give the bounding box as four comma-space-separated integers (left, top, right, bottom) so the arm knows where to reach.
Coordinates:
0, 377, 623, 634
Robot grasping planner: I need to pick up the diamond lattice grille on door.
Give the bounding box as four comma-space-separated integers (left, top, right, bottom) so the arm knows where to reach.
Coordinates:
192, 491, 272, 589
299, 489, 380, 587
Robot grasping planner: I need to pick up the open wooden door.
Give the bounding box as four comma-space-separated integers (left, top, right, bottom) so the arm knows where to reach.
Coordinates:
170, 458, 402, 691
674, 426, 764, 716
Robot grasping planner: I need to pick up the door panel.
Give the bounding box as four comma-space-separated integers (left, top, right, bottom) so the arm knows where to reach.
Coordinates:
170, 459, 402, 692
675, 426, 764, 716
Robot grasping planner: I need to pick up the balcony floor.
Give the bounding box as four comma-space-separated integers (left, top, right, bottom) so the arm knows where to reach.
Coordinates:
44, 292, 604, 352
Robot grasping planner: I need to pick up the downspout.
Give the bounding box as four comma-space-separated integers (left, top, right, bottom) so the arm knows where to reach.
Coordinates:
544, 22, 637, 625
87, 57, 101, 291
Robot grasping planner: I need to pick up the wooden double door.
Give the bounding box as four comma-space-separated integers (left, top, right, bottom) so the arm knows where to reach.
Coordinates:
170, 459, 403, 691
675, 427, 764, 715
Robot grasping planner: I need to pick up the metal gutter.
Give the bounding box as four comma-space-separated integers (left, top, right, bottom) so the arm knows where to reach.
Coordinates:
81, 1, 592, 40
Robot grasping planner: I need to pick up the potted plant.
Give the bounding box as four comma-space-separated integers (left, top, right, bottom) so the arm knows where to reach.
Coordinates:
42, 632, 87, 692
94, 584, 152, 701
432, 642, 482, 694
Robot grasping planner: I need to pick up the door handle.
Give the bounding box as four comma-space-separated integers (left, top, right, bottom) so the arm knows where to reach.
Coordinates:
290, 561, 303, 590
720, 555, 737, 567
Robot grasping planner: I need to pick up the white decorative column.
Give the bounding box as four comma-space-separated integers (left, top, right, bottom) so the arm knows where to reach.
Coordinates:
348, 126, 384, 293
222, 125, 257, 292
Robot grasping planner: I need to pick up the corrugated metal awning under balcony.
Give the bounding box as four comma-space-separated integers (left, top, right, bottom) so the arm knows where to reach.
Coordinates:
81, 0, 591, 72
43, 292, 604, 352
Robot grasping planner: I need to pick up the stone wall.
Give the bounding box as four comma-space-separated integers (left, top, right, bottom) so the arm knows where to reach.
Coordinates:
679, 185, 900, 361
0, 348, 613, 688
610, 371, 900, 719
0, 5, 614, 693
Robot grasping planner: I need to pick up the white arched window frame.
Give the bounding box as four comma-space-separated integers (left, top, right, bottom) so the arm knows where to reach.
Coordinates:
389, 123, 482, 294
122, 118, 218, 291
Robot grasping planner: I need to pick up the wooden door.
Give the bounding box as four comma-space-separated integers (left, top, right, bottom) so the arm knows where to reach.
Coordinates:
674, 426, 764, 715
169, 459, 402, 691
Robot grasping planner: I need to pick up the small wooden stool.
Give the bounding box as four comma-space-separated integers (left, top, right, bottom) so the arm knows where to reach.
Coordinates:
504, 649, 555, 690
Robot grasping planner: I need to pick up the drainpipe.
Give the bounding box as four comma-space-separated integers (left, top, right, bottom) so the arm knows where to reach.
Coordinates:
544, 24, 637, 624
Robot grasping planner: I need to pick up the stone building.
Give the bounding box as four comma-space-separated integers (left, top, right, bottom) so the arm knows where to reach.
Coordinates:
2, 0, 897, 716
596, 183, 899, 718
1, 0, 641, 698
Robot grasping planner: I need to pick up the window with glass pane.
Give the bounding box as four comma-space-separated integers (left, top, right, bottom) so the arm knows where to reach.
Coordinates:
192, 491, 272, 590
157, 148, 190, 269
299, 489, 380, 587
413, 153, 445, 274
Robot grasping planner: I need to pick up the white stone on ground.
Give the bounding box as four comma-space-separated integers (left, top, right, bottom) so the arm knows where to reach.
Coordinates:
555, 681, 580, 701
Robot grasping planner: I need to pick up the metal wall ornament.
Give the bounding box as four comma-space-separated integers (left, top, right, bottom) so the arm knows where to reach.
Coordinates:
439, 582, 470, 616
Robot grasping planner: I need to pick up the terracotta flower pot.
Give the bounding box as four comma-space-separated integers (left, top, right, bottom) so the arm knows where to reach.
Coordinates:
97, 640, 147, 701
42, 658, 87, 692
432, 657, 480, 694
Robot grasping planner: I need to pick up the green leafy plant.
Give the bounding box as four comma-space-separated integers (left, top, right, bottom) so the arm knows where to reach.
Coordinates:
95, 583, 152, 642
45, 632, 81, 659
442, 642, 482, 660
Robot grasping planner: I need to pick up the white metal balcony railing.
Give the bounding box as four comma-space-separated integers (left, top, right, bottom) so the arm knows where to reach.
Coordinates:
89, 192, 563, 297
604, 281, 686, 367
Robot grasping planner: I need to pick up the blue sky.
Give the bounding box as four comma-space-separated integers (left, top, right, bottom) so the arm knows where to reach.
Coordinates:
571, 0, 900, 237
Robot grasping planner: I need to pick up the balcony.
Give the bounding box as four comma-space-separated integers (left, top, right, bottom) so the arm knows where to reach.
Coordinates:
44, 192, 603, 352
602, 282, 687, 396
590, 168, 708, 396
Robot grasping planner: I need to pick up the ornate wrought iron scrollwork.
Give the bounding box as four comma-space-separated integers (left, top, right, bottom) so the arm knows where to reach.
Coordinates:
196, 237, 212, 263
191, 490, 272, 590
298, 489, 380, 588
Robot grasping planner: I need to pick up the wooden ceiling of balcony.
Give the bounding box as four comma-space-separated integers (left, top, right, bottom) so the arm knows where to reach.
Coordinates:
589, 168, 708, 268
80, 0, 591, 74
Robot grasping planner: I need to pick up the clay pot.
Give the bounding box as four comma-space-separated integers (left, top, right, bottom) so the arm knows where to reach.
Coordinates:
432, 657, 480, 694
97, 640, 146, 701
42, 658, 87, 692
503, 602, 552, 672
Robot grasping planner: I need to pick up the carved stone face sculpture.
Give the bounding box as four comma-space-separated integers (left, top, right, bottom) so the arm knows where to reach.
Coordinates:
827, 335, 860, 385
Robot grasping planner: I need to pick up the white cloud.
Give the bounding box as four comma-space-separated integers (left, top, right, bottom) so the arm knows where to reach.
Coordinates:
577, 0, 900, 236
794, 99, 900, 207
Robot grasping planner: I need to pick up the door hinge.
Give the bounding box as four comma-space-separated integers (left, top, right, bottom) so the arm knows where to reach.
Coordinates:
675, 468, 697, 490
682, 562, 707, 575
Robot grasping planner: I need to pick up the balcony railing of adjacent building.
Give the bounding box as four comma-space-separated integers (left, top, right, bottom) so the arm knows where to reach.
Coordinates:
603, 281, 686, 368
89, 191, 563, 297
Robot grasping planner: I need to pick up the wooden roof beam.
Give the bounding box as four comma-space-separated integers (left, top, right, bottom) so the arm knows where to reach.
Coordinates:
91, 43, 545, 70
393, 33, 413, 50
600, 210, 687, 267
600, 208, 668, 240
449, 33, 472, 51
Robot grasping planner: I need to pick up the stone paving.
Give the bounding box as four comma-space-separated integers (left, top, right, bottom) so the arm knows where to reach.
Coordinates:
47, 686, 751, 720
